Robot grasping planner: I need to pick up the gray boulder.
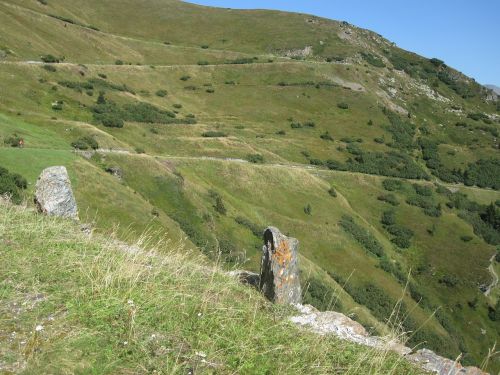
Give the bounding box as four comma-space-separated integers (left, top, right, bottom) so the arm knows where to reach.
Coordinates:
259, 227, 301, 304
34, 166, 78, 219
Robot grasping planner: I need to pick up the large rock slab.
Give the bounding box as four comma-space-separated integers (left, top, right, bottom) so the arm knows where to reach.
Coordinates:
259, 227, 301, 304
34, 166, 78, 219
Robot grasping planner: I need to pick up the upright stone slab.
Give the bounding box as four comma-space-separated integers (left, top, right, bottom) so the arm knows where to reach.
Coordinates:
34, 166, 78, 219
259, 227, 301, 304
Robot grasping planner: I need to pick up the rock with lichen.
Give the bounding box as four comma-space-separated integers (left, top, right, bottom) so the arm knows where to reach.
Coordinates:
259, 227, 301, 304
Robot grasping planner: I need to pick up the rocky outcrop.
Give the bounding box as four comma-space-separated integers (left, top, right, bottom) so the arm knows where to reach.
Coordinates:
290, 304, 488, 375
290, 304, 410, 355
259, 227, 301, 304
34, 166, 78, 219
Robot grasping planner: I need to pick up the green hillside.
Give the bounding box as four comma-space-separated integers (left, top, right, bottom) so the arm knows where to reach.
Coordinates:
0, 0, 499, 372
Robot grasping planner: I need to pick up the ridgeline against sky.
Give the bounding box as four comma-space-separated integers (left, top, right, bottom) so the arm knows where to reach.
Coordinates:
191, 0, 500, 86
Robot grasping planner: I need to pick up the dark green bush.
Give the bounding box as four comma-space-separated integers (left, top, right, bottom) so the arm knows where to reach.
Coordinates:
385, 224, 414, 249
42, 64, 56, 72
460, 235, 473, 242
413, 184, 433, 196
155, 89, 168, 97
378, 193, 399, 206
0, 166, 27, 204
360, 52, 386, 68
303, 277, 338, 311
41, 54, 63, 63
328, 187, 337, 197
246, 154, 264, 164
234, 216, 263, 237
381, 210, 396, 226
202, 131, 226, 138
71, 136, 98, 150
180, 75, 191, 81
382, 179, 402, 191
439, 274, 459, 287
337, 102, 349, 110
4, 134, 23, 148
304, 204, 312, 215
320, 131, 333, 141
339, 215, 385, 257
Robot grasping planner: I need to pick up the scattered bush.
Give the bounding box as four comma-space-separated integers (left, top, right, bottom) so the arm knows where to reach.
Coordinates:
328, 187, 337, 197
340, 215, 385, 257
234, 216, 263, 237
381, 210, 396, 226
246, 154, 264, 164
0, 166, 27, 204
3, 134, 23, 148
41, 54, 63, 63
439, 274, 459, 288
71, 136, 98, 150
413, 184, 433, 196
377, 193, 399, 206
202, 131, 227, 138
180, 75, 191, 81
337, 102, 349, 110
382, 179, 402, 191
42, 64, 56, 72
303, 277, 338, 311
460, 235, 473, 242
361, 52, 386, 68
304, 204, 312, 215
155, 89, 168, 97
320, 131, 333, 141
197, 60, 209, 66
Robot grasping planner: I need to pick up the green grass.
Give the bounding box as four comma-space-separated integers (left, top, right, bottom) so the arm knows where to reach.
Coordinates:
0, 202, 423, 374
1, 0, 499, 371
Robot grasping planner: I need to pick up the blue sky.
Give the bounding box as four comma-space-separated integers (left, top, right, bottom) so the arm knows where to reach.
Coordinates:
189, 0, 500, 86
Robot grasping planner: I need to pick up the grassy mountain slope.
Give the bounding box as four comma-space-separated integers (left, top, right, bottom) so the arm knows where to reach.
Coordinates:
0, 0, 499, 371
1, 203, 424, 374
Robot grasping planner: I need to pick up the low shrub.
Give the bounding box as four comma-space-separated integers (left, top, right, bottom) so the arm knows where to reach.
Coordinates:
155, 89, 168, 97
4, 134, 23, 148
246, 154, 264, 164
234, 216, 263, 237
337, 102, 349, 109
460, 235, 473, 242
339, 215, 385, 257
71, 136, 98, 150
377, 193, 399, 206
202, 131, 226, 138
328, 187, 337, 197
41, 54, 63, 63
304, 204, 312, 215
0, 166, 27, 204
42, 64, 56, 72
320, 131, 333, 141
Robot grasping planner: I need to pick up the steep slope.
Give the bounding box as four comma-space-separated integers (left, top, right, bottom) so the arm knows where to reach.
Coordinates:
0, 202, 425, 374
0, 0, 499, 371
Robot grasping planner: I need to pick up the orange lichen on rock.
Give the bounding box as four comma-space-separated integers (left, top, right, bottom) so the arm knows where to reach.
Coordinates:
273, 240, 292, 266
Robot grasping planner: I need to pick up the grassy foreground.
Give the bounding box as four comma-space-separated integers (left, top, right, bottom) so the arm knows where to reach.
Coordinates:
0, 202, 422, 374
